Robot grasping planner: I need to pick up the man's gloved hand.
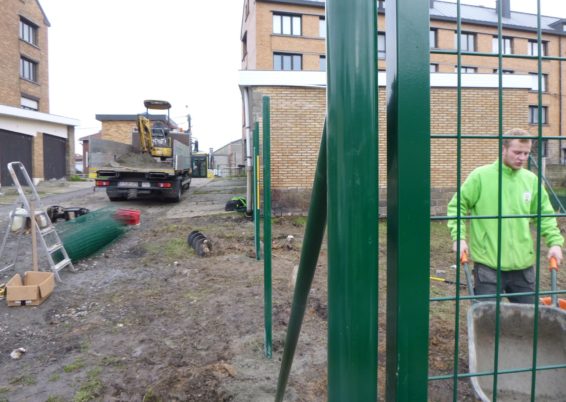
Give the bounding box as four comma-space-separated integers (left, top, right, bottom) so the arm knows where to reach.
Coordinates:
548, 245, 563, 265
453, 240, 469, 259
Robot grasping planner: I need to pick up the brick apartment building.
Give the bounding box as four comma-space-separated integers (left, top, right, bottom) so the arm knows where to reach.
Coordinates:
0, 0, 78, 186
239, 0, 566, 212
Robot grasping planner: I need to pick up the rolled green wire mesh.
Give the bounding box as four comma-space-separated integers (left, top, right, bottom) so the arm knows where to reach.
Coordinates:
53, 207, 127, 262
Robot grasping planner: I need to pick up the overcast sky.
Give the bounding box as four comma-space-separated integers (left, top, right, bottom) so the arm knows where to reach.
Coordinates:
40, 0, 566, 154
41, 0, 244, 154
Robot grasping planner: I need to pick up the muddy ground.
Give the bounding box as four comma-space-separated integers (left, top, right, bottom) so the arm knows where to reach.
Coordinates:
0, 177, 564, 401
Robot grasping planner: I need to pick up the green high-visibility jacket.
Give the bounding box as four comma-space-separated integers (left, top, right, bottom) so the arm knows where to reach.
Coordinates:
447, 161, 564, 270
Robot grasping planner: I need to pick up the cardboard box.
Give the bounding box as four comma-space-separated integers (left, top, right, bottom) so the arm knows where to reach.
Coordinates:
6, 271, 55, 307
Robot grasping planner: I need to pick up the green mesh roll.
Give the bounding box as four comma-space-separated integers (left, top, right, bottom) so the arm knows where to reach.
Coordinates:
54, 207, 127, 262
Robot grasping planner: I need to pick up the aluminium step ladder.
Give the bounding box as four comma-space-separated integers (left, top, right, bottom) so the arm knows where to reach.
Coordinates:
0, 162, 75, 281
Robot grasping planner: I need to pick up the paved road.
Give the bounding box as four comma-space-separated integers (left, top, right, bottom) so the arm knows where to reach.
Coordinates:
0, 177, 247, 218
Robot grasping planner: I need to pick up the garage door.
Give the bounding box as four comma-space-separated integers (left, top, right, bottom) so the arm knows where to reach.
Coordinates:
43, 134, 67, 180
0, 130, 33, 186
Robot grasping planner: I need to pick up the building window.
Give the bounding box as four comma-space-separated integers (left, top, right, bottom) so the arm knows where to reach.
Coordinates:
493, 69, 514, 74
455, 66, 477, 74
274, 53, 302, 71
530, 73, 548, 92
378, 33, 386, 59
20, 57, 38, 82
242, 33, 248, 61
529, 105, 548, 124
319, 17, 326, 38
20, 96, 39, 111
378, 0, 385, 10
430, 29, 437, 48
430, 64, 438, 73
492, 36, 513, 54
454, 32, 475, 52
528, 40, 547, 56
273, 13, 301, 36
19, 18, 38, 46
320, 56, 326, 71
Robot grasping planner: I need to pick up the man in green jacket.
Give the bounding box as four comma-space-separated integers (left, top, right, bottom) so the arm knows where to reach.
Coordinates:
447, 128, 564, 303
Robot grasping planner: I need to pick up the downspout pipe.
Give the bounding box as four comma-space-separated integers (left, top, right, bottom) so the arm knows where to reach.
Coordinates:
241, 86, 253, 215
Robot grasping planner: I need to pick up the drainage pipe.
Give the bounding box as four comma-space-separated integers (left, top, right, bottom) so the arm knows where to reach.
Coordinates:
242, 87, 253, 215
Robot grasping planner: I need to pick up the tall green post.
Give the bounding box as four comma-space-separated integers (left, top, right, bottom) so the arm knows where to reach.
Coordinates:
326, 0, 379, 400
262, 96, 272, 359
253, 122, 261, 260
385, 0, 431, 401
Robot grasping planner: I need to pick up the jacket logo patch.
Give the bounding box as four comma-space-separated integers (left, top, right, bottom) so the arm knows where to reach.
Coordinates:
523, 192, 532, 203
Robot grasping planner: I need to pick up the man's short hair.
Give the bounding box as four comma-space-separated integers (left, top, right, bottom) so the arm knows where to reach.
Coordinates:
503, 128, 531, 147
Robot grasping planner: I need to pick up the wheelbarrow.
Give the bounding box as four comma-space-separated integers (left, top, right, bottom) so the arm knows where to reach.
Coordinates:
463, 254, 566, 402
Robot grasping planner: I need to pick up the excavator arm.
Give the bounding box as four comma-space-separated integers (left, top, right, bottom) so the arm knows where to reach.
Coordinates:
137, 115, 154, 154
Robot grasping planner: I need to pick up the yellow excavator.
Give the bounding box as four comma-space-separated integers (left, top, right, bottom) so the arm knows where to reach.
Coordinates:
137, 100, 173, 159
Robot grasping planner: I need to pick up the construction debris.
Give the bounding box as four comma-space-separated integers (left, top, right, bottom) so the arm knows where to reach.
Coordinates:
10, 348, 26, 360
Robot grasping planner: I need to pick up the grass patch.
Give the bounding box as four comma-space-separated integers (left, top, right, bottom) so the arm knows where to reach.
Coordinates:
142, 387, 162, 402
146, 238, 190, 261
46, 396, 66, 402
49, 373, 61, 382
68, 175, 87, 182
0, 387, 9, 394
80, 341, 90, 353
291, 215, 307, 227
100, 356, 124, 367
74, 368, 103, 402
64, 357, 86, 373
9, 375, 36, 386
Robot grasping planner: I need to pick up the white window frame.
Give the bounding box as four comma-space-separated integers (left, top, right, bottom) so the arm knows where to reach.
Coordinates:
430, 29, 437, 49
19, 18, 38, 46
378, 33, 386, 59
529, 105, 548, 124
530, 73, 548, 93
20, 57, 38, 82
274, 53, 302, 71
320, 55, 326, 72
273, 13, 301, 36
319, 17, 326, 38
492, 36, 513, 54
20, 96, 39, 111
528, 40, 547, 57
455, 65, 477, 74
455, 32, 475, 52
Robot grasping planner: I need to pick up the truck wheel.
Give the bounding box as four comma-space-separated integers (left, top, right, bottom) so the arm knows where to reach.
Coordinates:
170, 184, 182, 203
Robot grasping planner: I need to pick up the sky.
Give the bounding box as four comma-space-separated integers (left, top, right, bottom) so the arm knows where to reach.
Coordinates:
40, 0, 566, 155
40, 0, 244, 154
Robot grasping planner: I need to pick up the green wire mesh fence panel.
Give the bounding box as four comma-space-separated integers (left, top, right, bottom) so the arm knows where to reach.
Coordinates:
55, 207, 127, 262
429, 1, 566, 401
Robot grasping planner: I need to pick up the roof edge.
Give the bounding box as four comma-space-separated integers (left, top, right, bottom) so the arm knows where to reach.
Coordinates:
0, 105, 78, 126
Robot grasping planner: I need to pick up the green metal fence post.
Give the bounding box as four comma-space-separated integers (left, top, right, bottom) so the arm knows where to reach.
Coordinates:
275, 123, 328, 402
262, 96, 272, 359
327, 0, 379, 400
385, 0, 431, 401
253, 121, 261, 260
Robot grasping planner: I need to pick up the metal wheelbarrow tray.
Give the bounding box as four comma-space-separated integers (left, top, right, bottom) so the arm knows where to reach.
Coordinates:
468, 302, 566, 402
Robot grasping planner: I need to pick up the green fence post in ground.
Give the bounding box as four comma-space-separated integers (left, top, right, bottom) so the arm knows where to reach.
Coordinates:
262, 96, 272, 359
327, 0, 379, 400
253, 121, 261, 260
275, 123, 327, 402
385, 0, 431, 401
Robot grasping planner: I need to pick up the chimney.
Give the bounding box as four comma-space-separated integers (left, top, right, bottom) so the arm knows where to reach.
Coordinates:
496, 0, 511, 19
